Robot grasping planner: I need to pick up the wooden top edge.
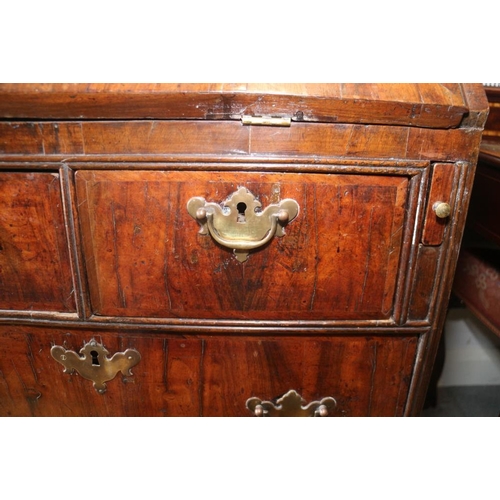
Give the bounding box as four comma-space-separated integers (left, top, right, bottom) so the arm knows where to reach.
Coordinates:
0, 83, 486, 128
0, 82, 470, 103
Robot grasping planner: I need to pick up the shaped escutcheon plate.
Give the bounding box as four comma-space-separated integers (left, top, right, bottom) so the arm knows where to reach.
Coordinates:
51, 339, 141, 394
187, 187, 299, 262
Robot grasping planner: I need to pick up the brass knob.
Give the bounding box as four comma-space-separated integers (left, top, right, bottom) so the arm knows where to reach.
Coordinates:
317, 404, 329, 417
277, 209, 289, 222
196, 207, 207, 220
254, 404, 264, 417
433, 202, 451, 219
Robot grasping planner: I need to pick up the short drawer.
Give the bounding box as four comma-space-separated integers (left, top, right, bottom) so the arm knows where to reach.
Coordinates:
76, 169, 413, 321
0, 171, 75, 312
0, 326, 418, 416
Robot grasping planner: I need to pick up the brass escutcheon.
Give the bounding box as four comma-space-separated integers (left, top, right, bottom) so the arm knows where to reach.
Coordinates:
246, 390, 337, 417
51, 339, 141, 394
187, 186, 299, 262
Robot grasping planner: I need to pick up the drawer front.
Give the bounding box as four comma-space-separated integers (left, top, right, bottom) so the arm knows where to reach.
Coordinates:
0, 172, 75, 312
0, 326, 417, 417
201, 336, 417, 417
76, 170, 411, 321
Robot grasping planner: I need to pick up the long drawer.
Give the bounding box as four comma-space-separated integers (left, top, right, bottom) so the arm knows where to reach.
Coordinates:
0, 326, 417, 417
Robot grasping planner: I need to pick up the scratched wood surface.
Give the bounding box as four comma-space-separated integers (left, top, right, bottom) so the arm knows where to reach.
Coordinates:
0, 172, 76, 312
0, 84, 489, 417
0, 83, 479, 128
0, 121, 485, 164
0, 326, 417, 417
76, 170, 408, 320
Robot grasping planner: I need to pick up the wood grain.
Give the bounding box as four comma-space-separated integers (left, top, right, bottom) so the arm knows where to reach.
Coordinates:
408, 245, 440, 320
0, 327, 201, 416
422, 163, 457, 245
76, 170, 409, 321
202, 335, 417, 416
0, 325, 417, 417
0, 84, 488, 417
0, 121, 485, 163
0, 172, 76, 312
0, 83, 474, 128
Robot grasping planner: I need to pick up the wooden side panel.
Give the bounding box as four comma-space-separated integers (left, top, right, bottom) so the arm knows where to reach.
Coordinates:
76, 170, 409, 320
0, 172, 76, 312
202, 336, 418, 417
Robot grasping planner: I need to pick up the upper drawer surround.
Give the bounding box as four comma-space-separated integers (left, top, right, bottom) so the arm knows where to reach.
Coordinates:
0, 83, 488, 129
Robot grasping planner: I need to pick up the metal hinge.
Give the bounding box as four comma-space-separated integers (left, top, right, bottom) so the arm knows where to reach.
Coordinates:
241, 115, 291, 127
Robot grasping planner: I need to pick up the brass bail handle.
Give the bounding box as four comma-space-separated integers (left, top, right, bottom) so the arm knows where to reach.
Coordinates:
187, 187, 299, 263
246, 390, 337, 417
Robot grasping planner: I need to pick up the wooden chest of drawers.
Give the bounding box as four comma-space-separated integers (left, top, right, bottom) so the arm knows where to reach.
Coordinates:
0, 84, 488, 416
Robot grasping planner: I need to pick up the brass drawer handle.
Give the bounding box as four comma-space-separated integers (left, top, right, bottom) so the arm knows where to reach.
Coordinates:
187, 187, 299, 262
246, 390, 337, 417
51, 339, 141, 394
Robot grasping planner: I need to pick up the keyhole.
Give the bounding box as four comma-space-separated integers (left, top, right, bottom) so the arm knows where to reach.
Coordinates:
90, 350, 100, 366
236, 202, 247, 223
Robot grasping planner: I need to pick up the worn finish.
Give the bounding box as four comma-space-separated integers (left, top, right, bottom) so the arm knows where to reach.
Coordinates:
422, 163, 457, 245
0, 327, 201, 416
203, 335, 417, 417
0, 84, 488, 417
76, 170, 409, 321
0, 326, 418, 417
0, 172, 76, 312
0, 83, 472, 128
0, 121, 484, 163
51, 339, 141, 394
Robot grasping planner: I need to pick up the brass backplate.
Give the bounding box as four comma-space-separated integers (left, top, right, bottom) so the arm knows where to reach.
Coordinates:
187, 186, 299, 262
51, 339, 141, 394
246, 390, 337, 417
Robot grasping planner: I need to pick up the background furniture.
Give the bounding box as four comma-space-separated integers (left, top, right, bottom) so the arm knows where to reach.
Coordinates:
452, 85, 500, 339
0, 84, 488, 416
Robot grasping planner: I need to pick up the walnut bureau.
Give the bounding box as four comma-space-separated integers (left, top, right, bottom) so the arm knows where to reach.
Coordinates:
0, 84, 488, 417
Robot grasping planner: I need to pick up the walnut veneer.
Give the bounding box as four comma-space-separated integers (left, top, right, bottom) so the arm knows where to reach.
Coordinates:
0, 84, 488, 416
